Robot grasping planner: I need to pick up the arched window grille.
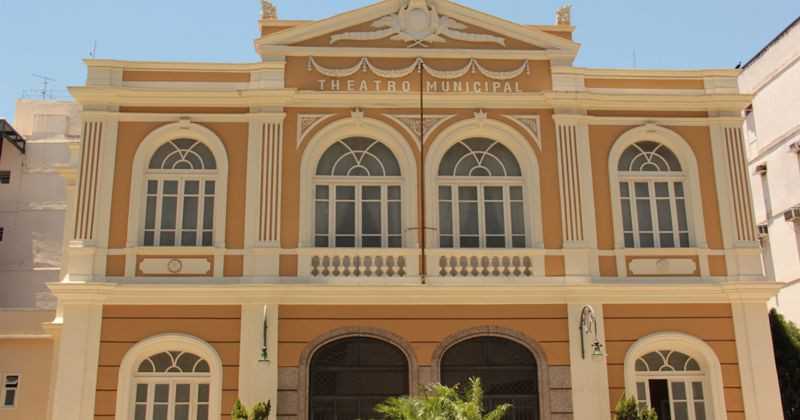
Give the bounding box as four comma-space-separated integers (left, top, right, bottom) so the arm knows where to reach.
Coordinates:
144, 139, 218, 247
314, 138, 402, 248
437, 139, 526, 248
634, 350, 708, 420
440, 337, 539, 420
309, 337, 409, 420
133, 351, 212, 420
617, 141, 689, 248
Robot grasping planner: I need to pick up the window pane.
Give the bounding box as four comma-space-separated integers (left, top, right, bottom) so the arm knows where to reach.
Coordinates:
679, 233, 690, 248
175, 405, 189, 420
676, 199, 688, 230
657, 200, 673, 231
620, 182, 630, 198
362, 186, 381, 200
654, 182, 669, 197
636, 382, 647, 401
660, 233, 675, 248
388, 202, 401, 235
144, 231, 155, 246
674, 182, 684, 197
459, 186, 478, 201
671, 382, 686, 400
154, 384, 169, 402
460, 236, 479, 248
510, 186, 523, 201
363, 237, 381, 247
134, 405, 147, 420
198, 384, 209, 402
315, 236, 329, 247
183, 197, 198, 229
197, 405, 209, 420
694, 402, 706, 420
673, 402, 689, 420
484, 202, 505, 235
3, 390, 15, 407
336, 236, 355, 247
136, 384, 148, 402
634, 182, 650, 198
202, 232, 213, 247
388, 236, 402, 248
636, 199, 653, 231
439, 186, 452, 200
145, 197, 157, 229
147, 180, 158, 194
153, 405, 168, 420
624, 233, 635, 248
336, 186, 355, 200
163, 180, 178, 195
176, 384, 190, 402
511, 236, 526, 248
161, 197, 177, 229
621, 198, 633, 231
362, 202, 381, 235
692, 382, 704, 400
484, 186, 503, 201
335, 202, 355, 235
203, 197, 214, 230
315, 200, 329, 236
511, 203, 524, 235
459, 202, 479, 235
440, 236, 454, 248
639, 233, 654, 248
204, 181, 215, 195
160, 232, 176, 246
486, 237, 505, 248
316, 185, 329, 199
185, 180, 199, 195
388, 186, 401, 200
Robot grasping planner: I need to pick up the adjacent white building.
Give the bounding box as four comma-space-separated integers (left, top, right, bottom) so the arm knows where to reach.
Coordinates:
739, 17, 800, 323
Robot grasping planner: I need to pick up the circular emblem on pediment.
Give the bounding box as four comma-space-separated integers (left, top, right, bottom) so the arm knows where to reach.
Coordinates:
167, 259, 183, 274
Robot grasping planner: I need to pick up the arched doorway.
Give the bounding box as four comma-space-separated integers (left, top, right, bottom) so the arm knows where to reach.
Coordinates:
440, 336, 540, 420
309, 337, 409, 420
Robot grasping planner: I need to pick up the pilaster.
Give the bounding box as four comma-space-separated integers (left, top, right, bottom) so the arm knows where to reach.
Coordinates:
49, 303, 103, 420
567, 303, 611, 420
238, 304, 279, 420
731, 302, 783, 420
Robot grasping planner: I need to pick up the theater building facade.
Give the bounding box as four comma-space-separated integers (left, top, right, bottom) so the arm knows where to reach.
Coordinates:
47, 1, 783, 420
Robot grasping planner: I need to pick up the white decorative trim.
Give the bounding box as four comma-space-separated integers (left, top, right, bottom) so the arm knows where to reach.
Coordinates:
608, 125, 708, 251
723, 126, 757, 244
624, 332, 727, 420
296, 114, 336, 148
114, 333, 223, 420
298, 116, 419, 248
307, 56, 529, 81
382, 114, 455, 145
125, 122, 230, 253
506, 115, 541, 148
628, 258, 697, 276
556, 122, 584, 245
259, 121, 284, 244
568, 304, 611, 420
138, 258, 212, 276
424, 116, 544, 249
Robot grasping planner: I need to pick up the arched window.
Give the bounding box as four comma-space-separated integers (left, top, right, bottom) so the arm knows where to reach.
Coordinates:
309, 337, 409, 420
634, 350, 708, 420
144, 139, 218, 247
314, 138, 403, 248
440, 337, 539, 420
132, 351, 212, 420
617, 141, 689, 248
437, 139, 526, 248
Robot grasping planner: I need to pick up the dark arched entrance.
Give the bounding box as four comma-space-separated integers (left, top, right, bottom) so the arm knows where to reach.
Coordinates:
441, 336, 540, 420
309, 336, 409, 420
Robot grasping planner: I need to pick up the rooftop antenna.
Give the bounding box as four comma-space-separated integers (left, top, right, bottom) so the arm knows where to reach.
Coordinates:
89, 41, 97, 58
32, 74, 56, 100
632, 50, 638, 68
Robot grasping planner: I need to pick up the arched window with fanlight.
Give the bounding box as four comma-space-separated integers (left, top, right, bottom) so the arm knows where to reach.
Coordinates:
314, 137, 403, 248
143, 139, 218, 247
634, 350, 709, 420
437, 139, 526, 248
132, 351, 212, 420
617, 141, 689, 248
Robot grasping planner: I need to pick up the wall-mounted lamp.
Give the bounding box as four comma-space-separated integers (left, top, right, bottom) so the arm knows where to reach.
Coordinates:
260, 305, 269, 362
579, 305, 604, 359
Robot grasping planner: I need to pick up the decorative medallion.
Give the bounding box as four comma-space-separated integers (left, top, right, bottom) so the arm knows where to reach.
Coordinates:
383, 114, 455, 145
297, 114, 336, 148
167, 258, 183, 274
330, 0, 505, 47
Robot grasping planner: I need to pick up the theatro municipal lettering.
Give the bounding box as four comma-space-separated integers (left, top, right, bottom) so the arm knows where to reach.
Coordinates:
316, 78, 523, 93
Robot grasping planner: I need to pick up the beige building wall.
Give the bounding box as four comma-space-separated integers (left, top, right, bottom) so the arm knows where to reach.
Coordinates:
739, 19, 800, 322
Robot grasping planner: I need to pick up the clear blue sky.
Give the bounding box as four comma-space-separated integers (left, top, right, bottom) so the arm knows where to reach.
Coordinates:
1, 0, 798, 121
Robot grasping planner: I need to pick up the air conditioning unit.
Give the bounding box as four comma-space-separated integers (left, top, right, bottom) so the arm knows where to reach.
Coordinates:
790, 141, 800, 154
754, 163, 768, 175
785, 207, 800, 223
757, 224, 769, 238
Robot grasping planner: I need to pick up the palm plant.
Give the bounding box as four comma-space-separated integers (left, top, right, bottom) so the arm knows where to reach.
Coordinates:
375, 377, 510, 420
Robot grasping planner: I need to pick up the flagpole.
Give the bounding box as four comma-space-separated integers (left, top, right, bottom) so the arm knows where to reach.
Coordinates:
418, 59, 427, 284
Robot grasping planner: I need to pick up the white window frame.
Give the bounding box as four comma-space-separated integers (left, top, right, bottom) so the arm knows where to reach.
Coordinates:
298, 117, 419, 249
132, 377, 211, 420
313, 179, 404, 248
635, 373, 709, 420
608, 125, 708, 250
115, 334, 223, 420
618, 172, 689, 248
624, 332, 727, 420
437, 178, 527, 248
127, 122, 229, 250
1, 373, 20, 409
143, 173, 217, 247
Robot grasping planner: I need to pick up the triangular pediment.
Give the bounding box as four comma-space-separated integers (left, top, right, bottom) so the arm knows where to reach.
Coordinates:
257, 0, 579, 56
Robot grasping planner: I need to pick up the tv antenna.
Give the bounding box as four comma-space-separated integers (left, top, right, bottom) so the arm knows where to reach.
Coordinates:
32, 74, 56, 100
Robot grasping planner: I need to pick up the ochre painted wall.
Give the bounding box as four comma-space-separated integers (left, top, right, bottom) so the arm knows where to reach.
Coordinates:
93, 306, 241, 420
0, 340, 53, 420
604, 304, 743, 419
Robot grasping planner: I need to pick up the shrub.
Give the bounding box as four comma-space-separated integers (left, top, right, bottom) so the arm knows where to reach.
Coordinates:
614, 394, 657, 420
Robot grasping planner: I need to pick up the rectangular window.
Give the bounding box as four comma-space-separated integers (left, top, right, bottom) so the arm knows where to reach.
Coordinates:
134, 381, 210, 420
315, 184, 402, 248
2, 375, 19, 408
0, 171, 10, 184
143, 178, 214, 247
620, 180, 689, 248
438, 184, 526, 249
0, 227, 4, 242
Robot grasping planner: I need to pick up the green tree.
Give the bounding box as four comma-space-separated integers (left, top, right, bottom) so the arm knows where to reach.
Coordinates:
770, 308, 800, 418
232, 400, 248, 420
614, 395, 657, 420
376, 377, 510, 420
231, 399, 272, 420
